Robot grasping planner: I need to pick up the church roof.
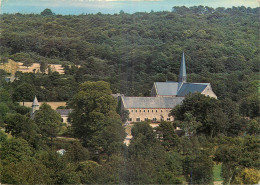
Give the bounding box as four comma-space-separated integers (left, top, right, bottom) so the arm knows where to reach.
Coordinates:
56, 109, 72, 116
177, 83, 209, 97
154, 82, 209, 97
121, 96, 184, 109
32, 96, 39, 106
154, 82, 179, 96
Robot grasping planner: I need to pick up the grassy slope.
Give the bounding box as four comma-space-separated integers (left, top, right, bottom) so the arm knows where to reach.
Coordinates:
213, 164, 223, 182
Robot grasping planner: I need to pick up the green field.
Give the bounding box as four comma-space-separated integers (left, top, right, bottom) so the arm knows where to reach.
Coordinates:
213, 164, 223, 182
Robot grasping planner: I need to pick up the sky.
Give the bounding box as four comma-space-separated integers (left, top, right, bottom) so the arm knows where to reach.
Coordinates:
1, 0, 259, 15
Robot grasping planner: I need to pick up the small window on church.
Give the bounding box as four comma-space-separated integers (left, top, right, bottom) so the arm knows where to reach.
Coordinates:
156, 110, 157, 112
145, 118, 148, 121
128, 118, 132, 121
61, 118, 64, 122
161, 110, 163, 112
136, 110, 137, 112
148, 110, 149, 112
152, 110, 153, 112
140, 110, 141, 112
152, 118, 157, 122
144, 110, 145, 112
136, 118, 140, 122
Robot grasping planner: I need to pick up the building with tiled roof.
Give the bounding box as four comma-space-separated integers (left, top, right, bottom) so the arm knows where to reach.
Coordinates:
120, 52, 217, 123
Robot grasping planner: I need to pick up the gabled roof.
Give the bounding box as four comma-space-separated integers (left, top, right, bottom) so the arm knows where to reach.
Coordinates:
56, 109, 72, 116
177, 83, 209, 97
154, 82, 179, 96
121, 96, 184, 109
154, 82, 209, 97
32, 96, 39, 106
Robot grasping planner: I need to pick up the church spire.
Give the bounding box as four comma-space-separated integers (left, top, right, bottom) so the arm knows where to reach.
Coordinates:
178, 51, 187, 83
32, 96, 39, 114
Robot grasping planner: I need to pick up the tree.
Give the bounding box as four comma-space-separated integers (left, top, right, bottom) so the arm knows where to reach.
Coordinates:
12, 82, 36, 104
0, 56, 8, 64
175, 113, 202, 137
183, 152, 214, 184
233, 168, 260, 185
4, 113, 42, 148
69, 81, 118, 147
0, 138, 34, 165
170, 93, 229, 137
215, 136, 260, 184
0, 161, 51, 184
156, 121, 179, 150
23, 58, 34, 69
40, 61, 48, 73
40, 8, 55, 16
34, 103, 62, 139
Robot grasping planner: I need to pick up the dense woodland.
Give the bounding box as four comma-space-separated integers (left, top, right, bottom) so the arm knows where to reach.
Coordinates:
0, 6, 259, 184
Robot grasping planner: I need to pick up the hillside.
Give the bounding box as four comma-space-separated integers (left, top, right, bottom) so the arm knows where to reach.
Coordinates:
0, 6, 259, 101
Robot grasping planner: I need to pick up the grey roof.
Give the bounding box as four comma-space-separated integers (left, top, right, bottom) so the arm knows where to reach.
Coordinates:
177, 83, 209, 97
179, 51, 186, 78
154, 82, 179, 96
154, 82, 209, 97
32, 96, 39, 106
56, 109, 72, 116
121, 96, 184, 109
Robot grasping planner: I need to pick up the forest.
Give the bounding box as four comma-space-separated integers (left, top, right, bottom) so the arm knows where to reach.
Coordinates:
0, 6, 259, 184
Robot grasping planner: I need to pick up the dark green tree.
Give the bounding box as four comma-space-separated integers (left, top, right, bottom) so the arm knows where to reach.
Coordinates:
34, 103, 62, 140
40, 8, 55, 16
69, 81, 119, 147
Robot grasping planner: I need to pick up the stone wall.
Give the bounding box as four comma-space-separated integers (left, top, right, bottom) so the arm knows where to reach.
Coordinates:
126, 108, 174, 123
201, 85, 217, 99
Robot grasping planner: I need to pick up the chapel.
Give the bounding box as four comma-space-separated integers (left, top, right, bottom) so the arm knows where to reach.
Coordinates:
120, 52, 217, 123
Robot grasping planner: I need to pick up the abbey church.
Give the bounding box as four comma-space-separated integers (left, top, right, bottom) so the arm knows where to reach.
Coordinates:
120, 52, 217, 123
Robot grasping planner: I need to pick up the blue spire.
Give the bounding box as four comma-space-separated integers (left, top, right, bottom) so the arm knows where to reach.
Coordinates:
178, 51, 187, 83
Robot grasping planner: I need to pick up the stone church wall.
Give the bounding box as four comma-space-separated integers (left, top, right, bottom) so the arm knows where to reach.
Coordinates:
126, 108, 174, 123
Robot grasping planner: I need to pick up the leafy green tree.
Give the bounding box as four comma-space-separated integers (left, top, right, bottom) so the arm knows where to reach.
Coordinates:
233, 168, 260, 185
65, 141, 90, 162
12, 82, 36, 104
89, 118, 126, 156
0, 103, 9, 123
40, 61, 48, 73
37, 150, 80, 184
69, 81, 118, 146
34, 103, 62, 140
215, 136, 260, 184
0, 56, 8, 64
4, 113, 42, 148
240, 94, 260, 118
77, 160, 101, 184
171, 93, 229, 137
40, 8, 55, 16
183, 152, 214, 184
156, 121, 179, 150
0, 161, 51, 184
175, 113, 202, 137
0, 88, 12, 102
0, 138, 34, 165
0, 130, 7, 144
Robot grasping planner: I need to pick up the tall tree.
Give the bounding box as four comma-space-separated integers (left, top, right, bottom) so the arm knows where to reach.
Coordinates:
34, 103, 62, 140
69, 81, 121, 148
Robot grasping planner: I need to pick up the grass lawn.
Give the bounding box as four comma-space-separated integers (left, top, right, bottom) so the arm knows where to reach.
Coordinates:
213, 164, 223, 182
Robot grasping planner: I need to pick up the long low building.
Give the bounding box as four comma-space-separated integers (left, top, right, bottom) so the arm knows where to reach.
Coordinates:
121, 96, 184, 122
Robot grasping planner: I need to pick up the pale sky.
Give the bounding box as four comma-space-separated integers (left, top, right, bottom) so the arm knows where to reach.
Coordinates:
1, 0, 259, 14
